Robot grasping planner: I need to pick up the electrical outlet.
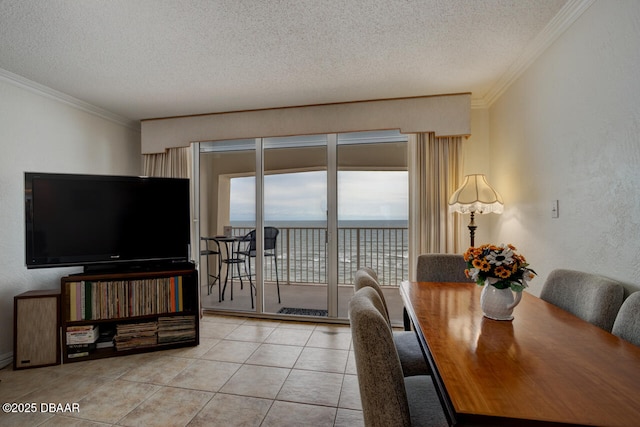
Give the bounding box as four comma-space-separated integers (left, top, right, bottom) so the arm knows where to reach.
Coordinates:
551, 200, 559, 218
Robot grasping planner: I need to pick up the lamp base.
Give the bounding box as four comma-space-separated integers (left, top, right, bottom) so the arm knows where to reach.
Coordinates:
468, 212, 477, 247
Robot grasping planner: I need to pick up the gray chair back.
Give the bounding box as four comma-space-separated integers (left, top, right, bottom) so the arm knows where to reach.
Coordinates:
540, 269, 624, 332
612, 292, 640, 347
354, 268, 390, 325
355, 268, 430, 377
416, 254, 470, 282
359, 266, 379, 281
349, 287, 412, 427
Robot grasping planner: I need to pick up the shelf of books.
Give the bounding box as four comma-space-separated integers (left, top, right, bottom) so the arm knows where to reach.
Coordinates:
60, 267, 199, 363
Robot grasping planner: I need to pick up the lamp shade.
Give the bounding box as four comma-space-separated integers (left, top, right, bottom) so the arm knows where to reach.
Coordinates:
448, 174, 503, 214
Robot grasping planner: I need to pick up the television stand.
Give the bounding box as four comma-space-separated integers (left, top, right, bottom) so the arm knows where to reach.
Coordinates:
60, 266, 199, 363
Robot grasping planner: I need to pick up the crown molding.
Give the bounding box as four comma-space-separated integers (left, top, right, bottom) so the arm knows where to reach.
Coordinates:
0, 67, 140, 131
471, 98, 489, 110
478, 0, 596, 109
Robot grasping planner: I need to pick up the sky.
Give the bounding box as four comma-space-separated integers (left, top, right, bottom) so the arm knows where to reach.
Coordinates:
230, 170, 408, 222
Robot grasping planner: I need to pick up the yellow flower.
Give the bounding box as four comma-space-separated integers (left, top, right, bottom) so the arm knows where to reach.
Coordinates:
464, 243, 536, 291
495, 266, 512, 279
513, 254, 526, 264
473, 259, 491, 271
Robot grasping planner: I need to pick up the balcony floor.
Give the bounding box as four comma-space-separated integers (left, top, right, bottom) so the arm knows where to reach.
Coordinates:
200, 281, 405, 327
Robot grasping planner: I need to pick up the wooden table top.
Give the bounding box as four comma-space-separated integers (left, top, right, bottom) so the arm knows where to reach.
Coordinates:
400, 281, 640, 427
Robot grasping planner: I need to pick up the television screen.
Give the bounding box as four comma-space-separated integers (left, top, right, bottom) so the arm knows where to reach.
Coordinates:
25, 172, 191, 271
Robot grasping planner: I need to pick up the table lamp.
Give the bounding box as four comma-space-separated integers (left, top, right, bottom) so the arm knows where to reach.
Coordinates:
448, 174, 503, 247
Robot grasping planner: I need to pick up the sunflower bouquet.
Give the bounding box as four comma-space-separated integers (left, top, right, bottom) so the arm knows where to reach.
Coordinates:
463, 244, 536, 292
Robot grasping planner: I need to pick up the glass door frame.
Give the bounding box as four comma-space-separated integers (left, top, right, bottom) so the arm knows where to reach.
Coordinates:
253, 137, 265, 313
326, 134, 338, 318
194, 131, 405, 319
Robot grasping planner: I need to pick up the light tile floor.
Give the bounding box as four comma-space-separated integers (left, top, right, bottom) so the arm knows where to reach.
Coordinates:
0, 314, 363, 427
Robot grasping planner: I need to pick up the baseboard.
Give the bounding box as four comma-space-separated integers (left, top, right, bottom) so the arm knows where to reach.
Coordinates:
0, 352, 13, 370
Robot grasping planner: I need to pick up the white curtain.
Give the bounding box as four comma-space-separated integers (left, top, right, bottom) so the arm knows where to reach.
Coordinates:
142, 146, 192, 178
408, 133, 464, 279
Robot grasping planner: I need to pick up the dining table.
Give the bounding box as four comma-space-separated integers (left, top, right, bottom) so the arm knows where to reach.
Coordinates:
400, 280, 640, 427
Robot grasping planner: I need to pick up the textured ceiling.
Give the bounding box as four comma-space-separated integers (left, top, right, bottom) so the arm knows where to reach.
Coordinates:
0, 0, 572, 123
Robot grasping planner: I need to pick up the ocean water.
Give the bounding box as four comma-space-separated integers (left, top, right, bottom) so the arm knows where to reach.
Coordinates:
229, 220, 408, 285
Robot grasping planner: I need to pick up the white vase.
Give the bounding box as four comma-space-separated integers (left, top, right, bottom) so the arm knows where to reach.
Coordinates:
480, 284, 522, 321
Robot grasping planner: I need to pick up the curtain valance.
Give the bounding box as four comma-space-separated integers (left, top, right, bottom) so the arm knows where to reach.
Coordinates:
141, 93, 471, 154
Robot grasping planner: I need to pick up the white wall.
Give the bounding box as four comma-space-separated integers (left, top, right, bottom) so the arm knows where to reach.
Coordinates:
0, 78, 141, 365
461, 108, 495, 247
489, 0, 640, 296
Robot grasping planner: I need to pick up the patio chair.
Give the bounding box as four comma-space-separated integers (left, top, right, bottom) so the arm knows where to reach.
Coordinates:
349, 286, 447, 427
354, 268, 430, 377
237, 226, 281, 308
200, 237, 221, 301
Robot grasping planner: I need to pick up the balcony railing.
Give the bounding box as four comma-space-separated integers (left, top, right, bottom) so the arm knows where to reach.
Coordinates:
229, 226, 408, 287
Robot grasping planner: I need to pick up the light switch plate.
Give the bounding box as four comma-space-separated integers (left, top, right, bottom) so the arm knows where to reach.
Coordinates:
551, 200, 559, 218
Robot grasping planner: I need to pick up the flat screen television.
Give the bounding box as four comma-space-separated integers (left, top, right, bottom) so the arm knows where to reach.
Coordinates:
25, 172, 191, 272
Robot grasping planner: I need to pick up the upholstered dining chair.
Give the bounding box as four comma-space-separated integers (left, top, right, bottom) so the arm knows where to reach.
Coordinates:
540, 269, 624, 332
612, 292, 640, 347
354, 268, 429, 377
406, 253, 471, 329
349, 287, 448, 427
416, 253, 470, 283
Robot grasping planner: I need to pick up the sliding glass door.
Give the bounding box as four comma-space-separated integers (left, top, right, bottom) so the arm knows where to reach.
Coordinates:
262, 135, 329, 316
198, 139, 257, 313
196, 131, 408, 322
336, 132, 409, 321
